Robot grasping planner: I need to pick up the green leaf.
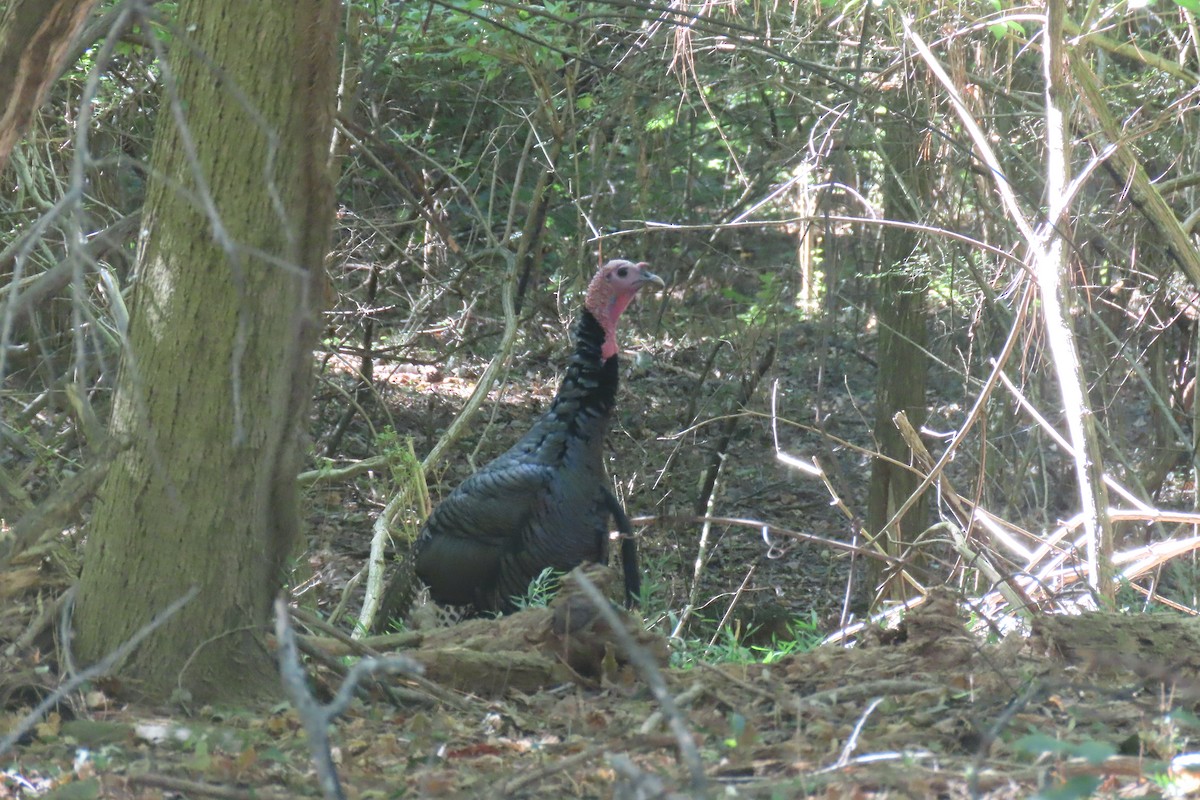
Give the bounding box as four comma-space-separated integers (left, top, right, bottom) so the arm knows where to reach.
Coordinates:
1032, 775, 1102, 800
1074, 739, 1117, 765
1170, 0, 1200, 12
988, 18, 1027, 40
1168, 708, 1200, 729
1014, 733, 1073, 756
1014, 733, 1116, 765
43, 779, 101, 800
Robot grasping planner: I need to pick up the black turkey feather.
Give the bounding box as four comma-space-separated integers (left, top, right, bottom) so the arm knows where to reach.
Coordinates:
406, 259, 662, 615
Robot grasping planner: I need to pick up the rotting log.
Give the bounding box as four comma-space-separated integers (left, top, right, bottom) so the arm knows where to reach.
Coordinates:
370, 567, 669, 696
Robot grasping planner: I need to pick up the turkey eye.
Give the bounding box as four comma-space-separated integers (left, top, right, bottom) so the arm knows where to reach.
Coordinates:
617, 267, 629, 278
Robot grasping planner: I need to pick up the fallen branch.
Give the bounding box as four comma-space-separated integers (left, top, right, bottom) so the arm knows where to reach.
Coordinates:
273, 597, 422, 800
0, 587, 197, 758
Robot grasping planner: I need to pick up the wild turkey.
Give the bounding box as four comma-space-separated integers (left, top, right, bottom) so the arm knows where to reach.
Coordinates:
401, 259, 663, 616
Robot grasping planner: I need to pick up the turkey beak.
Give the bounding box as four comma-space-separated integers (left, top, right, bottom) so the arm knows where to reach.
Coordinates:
635, 264, 665, 289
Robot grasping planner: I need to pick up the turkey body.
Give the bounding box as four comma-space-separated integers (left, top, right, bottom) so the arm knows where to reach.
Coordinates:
412, 261, 660, 614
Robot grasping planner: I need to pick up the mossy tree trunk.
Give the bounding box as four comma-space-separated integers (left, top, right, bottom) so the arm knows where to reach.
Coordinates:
75, 0, 339, 704
866, 83, 932, 603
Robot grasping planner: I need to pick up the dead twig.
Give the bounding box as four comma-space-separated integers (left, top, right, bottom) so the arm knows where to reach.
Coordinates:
502, 745, 605, 796
0, 437, 126, 570
0, 587, 198, 758
273, 597, 423, 800
128, 773, 290, 800
574, 571, 707, 795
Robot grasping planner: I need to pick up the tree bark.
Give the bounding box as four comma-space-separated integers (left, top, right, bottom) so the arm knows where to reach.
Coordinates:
0, 0, 97, 174
1039, 0, 1113, 597
866, 84, 932, 602
75, 0, 340, 703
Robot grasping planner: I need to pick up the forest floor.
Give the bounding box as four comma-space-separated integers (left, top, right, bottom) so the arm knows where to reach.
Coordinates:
4, 312, 1200, 798
7, 590, 1197, 799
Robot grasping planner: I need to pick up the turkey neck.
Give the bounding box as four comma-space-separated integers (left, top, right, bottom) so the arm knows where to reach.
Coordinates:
555, 309, 619, 424
514, 309, 618, 464
561, 304, 619, 407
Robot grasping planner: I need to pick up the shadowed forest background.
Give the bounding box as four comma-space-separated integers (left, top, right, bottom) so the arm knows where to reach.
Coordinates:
3, 0, 1200, 797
